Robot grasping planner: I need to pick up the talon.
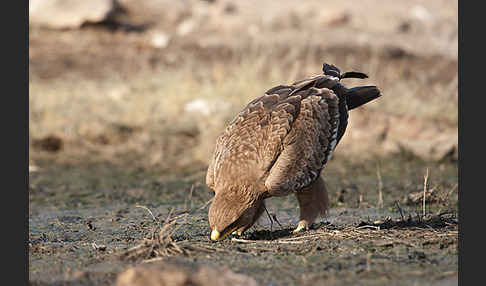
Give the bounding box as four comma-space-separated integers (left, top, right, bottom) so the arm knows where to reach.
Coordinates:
232, 230, 243, 236
292, 222, 309, 234
211, 229, 220, 241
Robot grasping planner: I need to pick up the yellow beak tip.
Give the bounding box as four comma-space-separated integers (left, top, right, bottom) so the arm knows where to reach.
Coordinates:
210, 229, 220, 241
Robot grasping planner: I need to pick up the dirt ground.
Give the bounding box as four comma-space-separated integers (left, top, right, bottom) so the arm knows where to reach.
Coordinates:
29, 1, 458, 285
29, 158, 458, 286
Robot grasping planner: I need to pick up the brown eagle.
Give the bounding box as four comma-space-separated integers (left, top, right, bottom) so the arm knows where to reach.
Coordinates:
206, 63, 382, 241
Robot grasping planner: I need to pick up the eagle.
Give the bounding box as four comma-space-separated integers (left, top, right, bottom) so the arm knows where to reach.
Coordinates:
206, 63, 382, 241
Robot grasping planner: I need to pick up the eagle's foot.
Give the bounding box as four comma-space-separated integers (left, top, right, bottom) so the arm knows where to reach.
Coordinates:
292, 221, 309, 234
231, 230, 243, 236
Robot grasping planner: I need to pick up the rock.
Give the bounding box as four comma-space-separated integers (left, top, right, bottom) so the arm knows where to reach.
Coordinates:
396, 132, 458, 162
32, 135, 63, 152
403, 188, 447, 205
339, 112, 458, 162
150, 32, 171, 49
177, 19, 196, 36
410, 5, 433, 23
116, 260, 259, 286
29, 163, 40, 173
184, 98, 232, 117
184, 98, 235, 164
29, 0, 116, 29
317, 9, 351, 27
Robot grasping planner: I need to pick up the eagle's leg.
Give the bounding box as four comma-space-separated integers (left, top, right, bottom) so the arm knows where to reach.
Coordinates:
293, 176, 329, 233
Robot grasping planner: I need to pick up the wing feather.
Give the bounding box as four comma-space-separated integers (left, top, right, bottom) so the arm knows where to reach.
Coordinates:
206, 75, 341, 196
206, 91, 301, 192
264, 88, 340, 196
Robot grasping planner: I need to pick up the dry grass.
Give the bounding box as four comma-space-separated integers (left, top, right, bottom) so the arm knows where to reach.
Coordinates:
376, 165, 383, 209
120, 207, 191, 262
423, 168, 429, 217
29, 0, 458, 172
28, 0, 458, 169
29, 46, 457, 171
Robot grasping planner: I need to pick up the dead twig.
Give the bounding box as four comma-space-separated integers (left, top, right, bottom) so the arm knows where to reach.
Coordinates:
377, 165, 383, 209
263, 204, 274, 234
198, 198, 213, 210
445, 183, 458, 198
423, 168, 429, 218
91, 242, 107, 251
135, 205, 158, 222
356, 225, 381, 230
395, 201, 405, 221
184, 184, 195, 211
366, 252, 372, 272
231, 238, 306, 244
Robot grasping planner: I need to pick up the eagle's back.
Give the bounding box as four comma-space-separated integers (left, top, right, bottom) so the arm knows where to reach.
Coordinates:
206, 74, 343, 196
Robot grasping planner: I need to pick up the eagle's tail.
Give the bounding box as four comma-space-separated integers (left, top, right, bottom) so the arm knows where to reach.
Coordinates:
345, 86, 381, 110
322, 63, 382, 109
322, 63, 369, 80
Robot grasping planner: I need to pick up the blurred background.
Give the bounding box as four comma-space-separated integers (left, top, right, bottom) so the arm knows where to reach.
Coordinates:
29, 0, 457, 205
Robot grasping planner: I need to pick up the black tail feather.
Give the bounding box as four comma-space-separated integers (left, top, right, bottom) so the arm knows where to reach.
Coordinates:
345, 86, 381, 110
340, 71, 368, 79
322, 63, 341, 78
322, 63, 369, 80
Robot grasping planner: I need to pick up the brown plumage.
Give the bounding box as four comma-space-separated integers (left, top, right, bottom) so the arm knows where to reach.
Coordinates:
206, 63, 382, 241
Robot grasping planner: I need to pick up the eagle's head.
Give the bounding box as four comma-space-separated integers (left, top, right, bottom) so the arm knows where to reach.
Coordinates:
208, 186, 265, 241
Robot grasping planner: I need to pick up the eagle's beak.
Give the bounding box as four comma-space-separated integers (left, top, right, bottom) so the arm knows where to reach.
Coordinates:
210, 226, 238, 241
210, 229, 220, 241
